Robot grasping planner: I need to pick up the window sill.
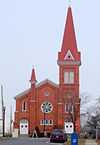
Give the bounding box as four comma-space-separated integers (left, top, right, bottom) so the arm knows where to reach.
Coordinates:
22, 110, 27, 112
65, 112, 73, 113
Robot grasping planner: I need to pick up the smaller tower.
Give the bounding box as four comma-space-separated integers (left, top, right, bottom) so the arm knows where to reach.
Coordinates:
30, 67, 37, 84
29, 67, 37, 135
30, 67, 37, 100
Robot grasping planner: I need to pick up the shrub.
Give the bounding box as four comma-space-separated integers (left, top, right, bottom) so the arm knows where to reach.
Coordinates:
35, 126, 40, 137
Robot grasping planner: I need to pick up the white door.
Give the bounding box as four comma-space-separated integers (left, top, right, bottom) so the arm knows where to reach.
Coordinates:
65, 122, 73, 134
20, 119, 28, 135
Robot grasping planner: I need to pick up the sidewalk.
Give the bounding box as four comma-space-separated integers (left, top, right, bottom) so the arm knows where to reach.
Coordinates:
85, 139, 97, 145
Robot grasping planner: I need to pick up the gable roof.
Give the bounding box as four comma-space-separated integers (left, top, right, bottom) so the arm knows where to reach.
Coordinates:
14, 89, 30, 100
36, 79, 58, 88
14, 79, 58, 100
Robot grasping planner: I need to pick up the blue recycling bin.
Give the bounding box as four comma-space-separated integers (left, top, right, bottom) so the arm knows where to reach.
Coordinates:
71, 132, 78, 145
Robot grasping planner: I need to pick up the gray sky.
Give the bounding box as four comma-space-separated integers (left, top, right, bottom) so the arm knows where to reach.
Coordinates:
0, 0, 100, 122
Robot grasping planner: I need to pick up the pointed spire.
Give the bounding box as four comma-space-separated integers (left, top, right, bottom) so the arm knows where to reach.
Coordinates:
29, 67, 37, 84
61, 7, 77, 52
58, 7, 81, 64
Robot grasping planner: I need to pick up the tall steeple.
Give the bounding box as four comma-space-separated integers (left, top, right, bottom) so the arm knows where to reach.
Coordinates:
58, 7, 81, 64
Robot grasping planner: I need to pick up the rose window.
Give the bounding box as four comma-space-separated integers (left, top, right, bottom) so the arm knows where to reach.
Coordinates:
41, 102, 53, 113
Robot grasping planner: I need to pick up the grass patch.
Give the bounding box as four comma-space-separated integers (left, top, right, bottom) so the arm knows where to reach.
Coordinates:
0, 137, 12, 141
64, 139, 85, 145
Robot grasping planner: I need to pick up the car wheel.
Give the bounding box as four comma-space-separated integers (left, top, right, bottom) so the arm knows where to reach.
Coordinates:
50, 140, 52, 142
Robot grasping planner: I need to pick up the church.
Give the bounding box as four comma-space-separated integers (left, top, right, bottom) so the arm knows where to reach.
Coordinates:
13, 6, 81, 137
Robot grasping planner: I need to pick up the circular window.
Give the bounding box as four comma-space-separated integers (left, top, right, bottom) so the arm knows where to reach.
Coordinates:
67, 93, 72, 98
44, 91, 49, 96
41, 102, 53, 113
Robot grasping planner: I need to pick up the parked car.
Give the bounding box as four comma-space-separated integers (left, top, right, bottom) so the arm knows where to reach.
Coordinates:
50, 129, 67, 143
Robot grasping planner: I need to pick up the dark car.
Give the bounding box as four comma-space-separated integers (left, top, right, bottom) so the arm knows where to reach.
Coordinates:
50, 129, 67, 143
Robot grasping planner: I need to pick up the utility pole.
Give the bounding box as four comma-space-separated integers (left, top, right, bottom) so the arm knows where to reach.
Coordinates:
1, 85, 4, 123
1, 85, 6, 137
10, 106, 13, 135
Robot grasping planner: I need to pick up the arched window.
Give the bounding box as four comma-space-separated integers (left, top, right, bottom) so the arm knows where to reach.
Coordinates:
22, 101, 27, 111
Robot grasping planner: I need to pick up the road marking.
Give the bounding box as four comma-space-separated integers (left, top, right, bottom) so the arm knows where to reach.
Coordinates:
46, 141, 62, 145
86, 142, 97, 145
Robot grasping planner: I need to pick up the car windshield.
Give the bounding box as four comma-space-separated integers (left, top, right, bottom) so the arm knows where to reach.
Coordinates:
52, 130, 63, 135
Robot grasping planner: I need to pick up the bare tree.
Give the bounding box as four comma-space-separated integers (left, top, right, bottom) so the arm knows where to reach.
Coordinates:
86, 96, 100, 132
64, 93, 90, 132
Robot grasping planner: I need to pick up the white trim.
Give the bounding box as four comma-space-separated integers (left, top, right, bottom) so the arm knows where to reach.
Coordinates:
36, 79, 58, 88
14, 89, 30, 100
30, 100, 36, 103
22, 110, 27, 112
58, 103, 63, 105
64, 50, 74, 60
58, 61, 81, 66
29, 80, 37, 84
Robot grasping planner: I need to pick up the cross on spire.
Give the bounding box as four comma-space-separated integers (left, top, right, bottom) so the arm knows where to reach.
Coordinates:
69, 0, 71, 7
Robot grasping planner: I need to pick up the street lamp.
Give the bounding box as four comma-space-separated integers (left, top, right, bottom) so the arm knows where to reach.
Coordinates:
3, 107, 6, 137
44, 112, 46, 137
41, 102, 53, 137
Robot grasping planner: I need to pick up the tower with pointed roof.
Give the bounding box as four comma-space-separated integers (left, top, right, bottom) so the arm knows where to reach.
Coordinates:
57, 6, 81, 133
29, 68, 37, 134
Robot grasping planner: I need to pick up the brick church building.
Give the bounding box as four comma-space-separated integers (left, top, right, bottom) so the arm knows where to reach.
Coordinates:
13, 6, 81, 136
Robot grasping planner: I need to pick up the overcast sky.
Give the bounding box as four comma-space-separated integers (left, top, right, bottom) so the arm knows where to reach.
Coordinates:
0, 0, 100, 123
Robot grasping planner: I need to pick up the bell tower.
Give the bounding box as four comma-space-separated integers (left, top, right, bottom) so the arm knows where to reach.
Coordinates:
57, 6, 81, 133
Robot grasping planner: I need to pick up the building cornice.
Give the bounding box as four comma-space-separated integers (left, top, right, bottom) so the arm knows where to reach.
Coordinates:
14, 89, 30, 100
36, 79, 59, 88
58, 61, 81, 66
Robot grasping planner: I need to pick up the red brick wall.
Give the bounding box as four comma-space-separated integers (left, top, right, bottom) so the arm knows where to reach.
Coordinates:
59, 64, 80, 133
14, 63, 80, 134
35, 83, 58, 133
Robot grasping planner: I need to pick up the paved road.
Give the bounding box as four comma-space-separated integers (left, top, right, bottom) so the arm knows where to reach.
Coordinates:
0, 138, 64, 145
85, 139, 97, 145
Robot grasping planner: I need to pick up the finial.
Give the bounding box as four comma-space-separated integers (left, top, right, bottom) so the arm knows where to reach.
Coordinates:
32, 65, 34, 69
69, 0, 71, 7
